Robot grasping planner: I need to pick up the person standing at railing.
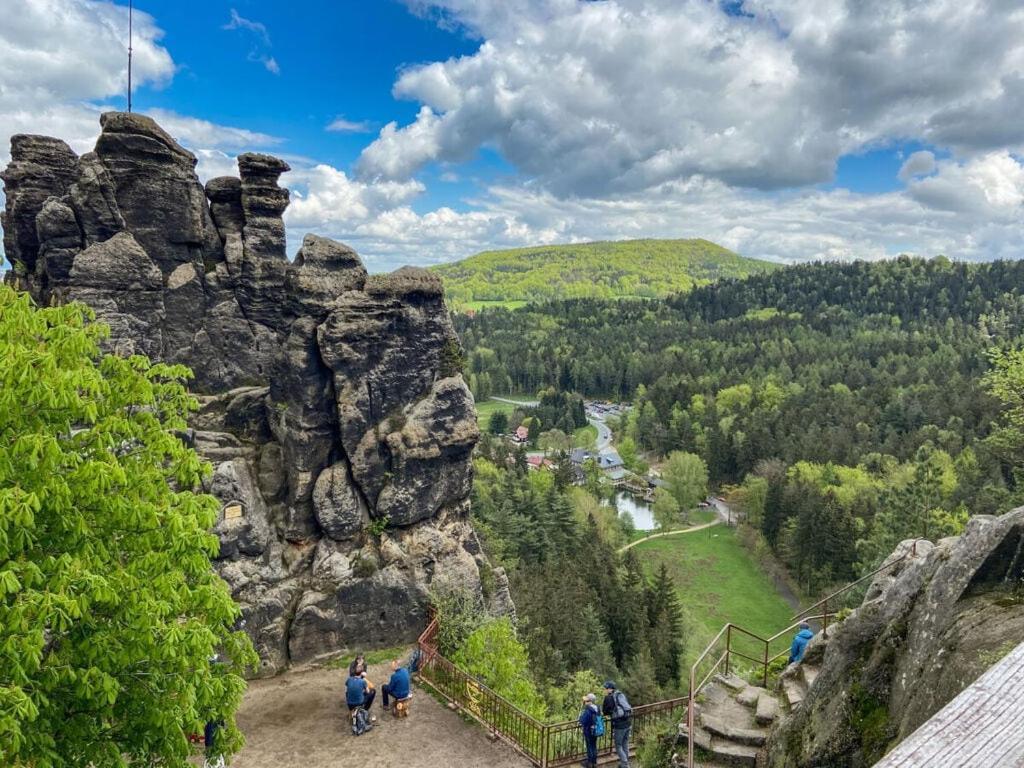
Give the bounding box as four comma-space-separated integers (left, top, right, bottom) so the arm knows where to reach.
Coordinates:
602, 681, 633, 768
579, 693, 602, 768
788, 622, 815, 664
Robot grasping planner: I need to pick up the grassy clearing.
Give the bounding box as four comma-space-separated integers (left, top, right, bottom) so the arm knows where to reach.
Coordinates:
474, 398, 515, 427
633, 526, 794, 668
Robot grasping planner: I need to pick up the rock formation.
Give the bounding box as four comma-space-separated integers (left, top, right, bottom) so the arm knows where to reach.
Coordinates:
2, 113, 500, 675
761, 507, 1024, 767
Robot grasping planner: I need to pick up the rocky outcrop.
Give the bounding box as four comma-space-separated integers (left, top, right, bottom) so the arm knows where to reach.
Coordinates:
761, 509, 1024, 767
2, 113, 498, 676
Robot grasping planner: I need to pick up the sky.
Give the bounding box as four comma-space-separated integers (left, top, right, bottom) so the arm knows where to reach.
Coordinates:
1, 0, 1023, 272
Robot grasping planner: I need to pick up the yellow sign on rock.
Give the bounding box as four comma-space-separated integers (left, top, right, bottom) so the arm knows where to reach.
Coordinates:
224, 504, 244, 520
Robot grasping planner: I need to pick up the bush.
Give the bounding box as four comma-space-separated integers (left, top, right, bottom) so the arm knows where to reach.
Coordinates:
452, 618, 548, 720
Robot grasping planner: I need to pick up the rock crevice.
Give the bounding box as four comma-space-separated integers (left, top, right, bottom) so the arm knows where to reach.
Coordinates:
2, 112, 496, 675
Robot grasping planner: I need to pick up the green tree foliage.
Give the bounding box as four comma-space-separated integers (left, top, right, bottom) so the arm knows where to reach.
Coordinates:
0, 287, 256, 767
434, 238, 778, 308
651, 488, 681, 531
452, 618, 547, 719
662, 452, 709, 513
487, 410, 509, 435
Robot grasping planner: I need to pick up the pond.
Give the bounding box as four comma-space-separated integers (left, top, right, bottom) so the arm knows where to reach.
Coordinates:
615, 491, 656, 531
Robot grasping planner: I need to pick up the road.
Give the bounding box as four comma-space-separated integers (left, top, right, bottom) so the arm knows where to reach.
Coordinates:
491, 396, 538, 407
589, 415, 612, 451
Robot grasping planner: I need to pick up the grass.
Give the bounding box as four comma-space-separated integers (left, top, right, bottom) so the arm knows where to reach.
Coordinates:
326, 643, 413, 670
474, 398, 515, 426
633, 525, 794, 669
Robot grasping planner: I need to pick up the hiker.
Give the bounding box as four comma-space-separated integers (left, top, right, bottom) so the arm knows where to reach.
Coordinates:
346, 670, 377, 715
348, 653, 367, 678
602, 681, 632, 768
578, 692, 602, 768
789, 621, 815, 664
381, 658, 411, 711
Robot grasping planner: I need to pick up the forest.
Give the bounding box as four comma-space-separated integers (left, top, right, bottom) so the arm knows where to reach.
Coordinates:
431, 238, 778, 308
454, 257, 1024, 594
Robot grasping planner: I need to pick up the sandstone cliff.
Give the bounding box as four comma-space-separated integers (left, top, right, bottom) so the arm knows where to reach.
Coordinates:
2, 113, 495, 675
762, 507, 1024, 767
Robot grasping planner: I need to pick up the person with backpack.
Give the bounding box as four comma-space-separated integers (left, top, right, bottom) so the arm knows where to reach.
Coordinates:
346, 670, 377, 735
578, 692, 603, 768
602, 681, 632, 768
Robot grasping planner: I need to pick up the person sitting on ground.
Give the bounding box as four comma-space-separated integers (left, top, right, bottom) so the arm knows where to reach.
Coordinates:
348, 653, 366, 678
346, 669, 377, 718
381, 657, 411, 711
789, 621, 815, 664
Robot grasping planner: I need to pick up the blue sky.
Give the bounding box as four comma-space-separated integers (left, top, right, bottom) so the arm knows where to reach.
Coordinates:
1, 0, 1023, 271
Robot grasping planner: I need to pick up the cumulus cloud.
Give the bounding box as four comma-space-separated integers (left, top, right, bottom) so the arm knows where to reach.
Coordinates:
360, 0, 1024, 198
0, 0, 173, 165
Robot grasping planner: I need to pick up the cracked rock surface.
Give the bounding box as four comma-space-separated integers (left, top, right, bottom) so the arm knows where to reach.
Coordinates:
3, 112, 504, 676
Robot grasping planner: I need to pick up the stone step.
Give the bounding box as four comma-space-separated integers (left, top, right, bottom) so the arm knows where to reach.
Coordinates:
710, 741, 760, 767
782, 678, 805, 709
715, 672, 750, 692
678, 722, 713, 752
736, 685, 765, 708
800, 663, 819, 691
755, 693, 780, 725
700, 714, 767, 747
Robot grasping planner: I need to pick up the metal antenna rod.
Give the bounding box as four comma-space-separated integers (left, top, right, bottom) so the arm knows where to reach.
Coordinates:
127, 0, 133, 112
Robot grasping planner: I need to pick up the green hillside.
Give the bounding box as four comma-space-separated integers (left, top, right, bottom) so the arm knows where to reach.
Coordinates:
432, 238, 780, 309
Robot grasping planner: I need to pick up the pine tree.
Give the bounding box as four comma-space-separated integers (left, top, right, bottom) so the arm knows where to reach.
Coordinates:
645, 564, 685, 687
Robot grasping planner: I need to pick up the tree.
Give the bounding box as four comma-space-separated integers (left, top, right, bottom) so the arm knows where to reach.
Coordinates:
0, 288, 256, 767
651, 488, 681, 531
453, 618, 547, 719
488, 410, 509, 435
662, 451, 709, 512
646, 564, 685, 688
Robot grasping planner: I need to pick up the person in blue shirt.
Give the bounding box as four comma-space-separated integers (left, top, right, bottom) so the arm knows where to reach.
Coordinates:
789, 622, 815, 664
578, 692, 600, 768
381, 657, 411, 710
346, 670, 376, 713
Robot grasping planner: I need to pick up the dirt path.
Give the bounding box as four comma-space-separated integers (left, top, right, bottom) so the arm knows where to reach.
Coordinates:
618, 519, 721, 552
230, 659, 530, 768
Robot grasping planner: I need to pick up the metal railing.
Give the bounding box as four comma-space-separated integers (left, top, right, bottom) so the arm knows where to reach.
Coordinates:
416, 619, 687, 767
685, 539, 925, 768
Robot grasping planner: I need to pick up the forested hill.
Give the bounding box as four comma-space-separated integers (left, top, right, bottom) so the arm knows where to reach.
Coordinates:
432, 238, 779, 308
456, 256, 1024, 509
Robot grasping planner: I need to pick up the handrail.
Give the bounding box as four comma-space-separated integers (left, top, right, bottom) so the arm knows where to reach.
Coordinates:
686, 541, 926, 768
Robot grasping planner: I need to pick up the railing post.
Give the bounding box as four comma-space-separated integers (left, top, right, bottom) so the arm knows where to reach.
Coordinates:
725, 624, 732, 675
540, 723, 548, 768
763, 637, 769, 688
823, 598, 829, 638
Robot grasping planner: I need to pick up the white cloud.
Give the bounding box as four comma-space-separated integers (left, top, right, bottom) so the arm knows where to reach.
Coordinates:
361, 0, 1024, 198
145, 108, 282, 150
898, 151, 937, 182
326, 116, 373, 133
223, 8, 279, 75
0, 0, 173, 166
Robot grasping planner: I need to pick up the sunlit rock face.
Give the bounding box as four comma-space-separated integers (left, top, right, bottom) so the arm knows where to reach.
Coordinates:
762, 508, 1024, 767
2, 113, 501, 675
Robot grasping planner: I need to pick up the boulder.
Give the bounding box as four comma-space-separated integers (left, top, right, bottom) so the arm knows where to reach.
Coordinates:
763, 511, 1024, 767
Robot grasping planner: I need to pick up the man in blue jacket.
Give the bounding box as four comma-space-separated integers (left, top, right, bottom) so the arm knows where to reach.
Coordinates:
346, 670, 376, 713
789, 622, 815, 664
381, 658, 411, 710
